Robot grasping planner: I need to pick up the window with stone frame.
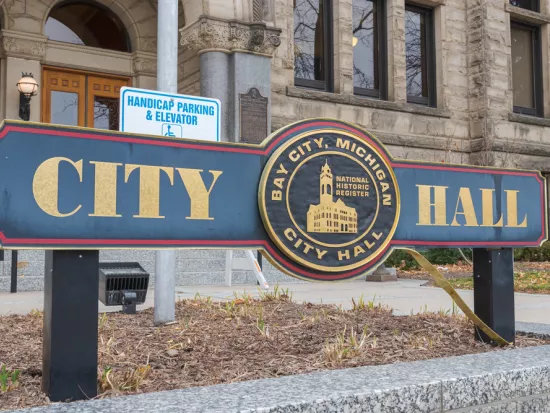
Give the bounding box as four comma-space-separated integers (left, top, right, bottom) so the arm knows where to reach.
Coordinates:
294, 0, 333, 91
509, 0, 539, 12
405, 4, 436, 107
352, 0, 387, 99
511, 21, 543, 117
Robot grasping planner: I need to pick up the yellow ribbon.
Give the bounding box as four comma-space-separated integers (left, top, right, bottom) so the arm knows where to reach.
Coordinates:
398, 248, 511, 346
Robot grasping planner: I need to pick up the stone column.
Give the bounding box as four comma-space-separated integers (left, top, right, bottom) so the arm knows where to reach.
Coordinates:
132, 52, 158, 90
468, 0, 513, 166
228, 51, 273, 141
386, 0, 407, 103
200, 51, 231, 140
178, 15, 281, 286
0, 30, 47, 122
181, 17, 281, 142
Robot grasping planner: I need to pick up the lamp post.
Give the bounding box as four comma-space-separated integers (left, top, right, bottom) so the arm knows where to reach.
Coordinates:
17, 73, 38, 121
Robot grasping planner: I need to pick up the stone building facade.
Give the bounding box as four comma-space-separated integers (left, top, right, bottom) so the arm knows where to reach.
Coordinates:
0, 0, 547, 290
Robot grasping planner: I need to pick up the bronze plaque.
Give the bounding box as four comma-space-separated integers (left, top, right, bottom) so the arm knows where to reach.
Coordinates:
239, 88, 268, 143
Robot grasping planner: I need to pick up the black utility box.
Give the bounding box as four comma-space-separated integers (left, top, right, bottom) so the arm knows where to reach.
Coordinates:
98, 262, 149, 308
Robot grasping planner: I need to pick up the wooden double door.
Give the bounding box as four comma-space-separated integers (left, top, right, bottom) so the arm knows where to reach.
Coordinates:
42, 67, 130, 130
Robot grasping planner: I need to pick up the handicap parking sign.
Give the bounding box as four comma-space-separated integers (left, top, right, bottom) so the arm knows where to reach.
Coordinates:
119, 87, 221, 142
162, 123, 182, 138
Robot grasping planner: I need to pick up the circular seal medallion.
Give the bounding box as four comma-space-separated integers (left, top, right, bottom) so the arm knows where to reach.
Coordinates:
259, 124, 400, 276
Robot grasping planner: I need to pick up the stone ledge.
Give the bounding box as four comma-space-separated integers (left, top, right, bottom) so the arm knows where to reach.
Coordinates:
15, 345, 550, 412
505, 4, 550, 24
509, 112, 550, 128
180, 16, 282, 57
286, 86, 452, 118
0, 29, 48, 60
471, 136, 550, 158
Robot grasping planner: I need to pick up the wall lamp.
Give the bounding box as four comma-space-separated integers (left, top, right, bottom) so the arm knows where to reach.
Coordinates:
17, 73, 39, 121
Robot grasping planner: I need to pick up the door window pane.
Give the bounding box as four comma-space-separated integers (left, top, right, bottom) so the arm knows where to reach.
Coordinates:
45, 18, 85, 45
405, 9, 428, 99
51, 91, 79, 126
294, 0, 327, 82
353, 0, 379, 91
511, 26, 535, 109
94, 97, 119, 130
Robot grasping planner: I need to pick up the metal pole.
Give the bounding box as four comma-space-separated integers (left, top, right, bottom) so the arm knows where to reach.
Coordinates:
10, 250, 17, 293
154, 0, 178, 325
257, 251, 263, 270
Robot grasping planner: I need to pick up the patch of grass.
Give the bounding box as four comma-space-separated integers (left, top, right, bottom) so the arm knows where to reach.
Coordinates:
28, 309, 42, 318
192, 293, 213, 307
351, 294, 386, 312
99, 364, 151, 393
447, 271, 550, 293
220, 292, 257, 319
221, 300, 237, 318
323, 326, 373, 364
256, 307, 269, 337
448, 277, 474, 290
258, 285, 292, 302
99, 313, 109, 331
0, 364, 20, 393
233, 291, 255, 306
437, 302, 461, 317
351, 295, 368, 311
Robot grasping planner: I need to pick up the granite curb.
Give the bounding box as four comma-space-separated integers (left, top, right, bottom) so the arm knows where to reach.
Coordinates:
11, 345, 550, 413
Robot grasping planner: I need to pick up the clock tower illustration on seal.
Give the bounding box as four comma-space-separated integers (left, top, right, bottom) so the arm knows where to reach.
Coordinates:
307, 161, 358, 234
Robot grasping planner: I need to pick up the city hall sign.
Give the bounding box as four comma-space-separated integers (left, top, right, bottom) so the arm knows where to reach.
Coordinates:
0, 119, 546, 281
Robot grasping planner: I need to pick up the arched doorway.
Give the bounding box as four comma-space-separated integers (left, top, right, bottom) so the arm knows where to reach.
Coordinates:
45, 1, 131, 51
42, 1, 132, 130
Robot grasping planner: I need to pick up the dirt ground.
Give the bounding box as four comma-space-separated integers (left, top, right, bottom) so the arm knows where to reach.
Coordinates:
1, 291, 548, 411
398, 262, 550, 293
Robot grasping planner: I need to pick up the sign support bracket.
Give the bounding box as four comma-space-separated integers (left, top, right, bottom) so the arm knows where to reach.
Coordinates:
225, 250, 269, 290
473, 248, 515, 344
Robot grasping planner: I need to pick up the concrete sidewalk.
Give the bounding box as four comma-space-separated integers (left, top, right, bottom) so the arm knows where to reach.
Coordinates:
1, 279, 550, 325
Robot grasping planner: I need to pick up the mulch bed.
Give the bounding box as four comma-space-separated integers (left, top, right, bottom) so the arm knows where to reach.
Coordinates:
398, 262, 550, 293
1, 293, 548, 411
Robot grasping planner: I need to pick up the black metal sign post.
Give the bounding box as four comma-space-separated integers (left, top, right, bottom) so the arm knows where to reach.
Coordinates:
42, 250, 99, 401
473, 248, 515, 343
10, 250, 17, 293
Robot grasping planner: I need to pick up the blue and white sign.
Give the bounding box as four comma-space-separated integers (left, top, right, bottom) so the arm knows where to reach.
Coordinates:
119, 87, 221, 142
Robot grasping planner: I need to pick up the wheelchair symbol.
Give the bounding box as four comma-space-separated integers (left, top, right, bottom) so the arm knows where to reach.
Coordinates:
162, 124, 182, 138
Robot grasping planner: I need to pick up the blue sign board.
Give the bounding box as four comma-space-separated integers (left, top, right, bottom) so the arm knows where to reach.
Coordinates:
0, 119, 545, 281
